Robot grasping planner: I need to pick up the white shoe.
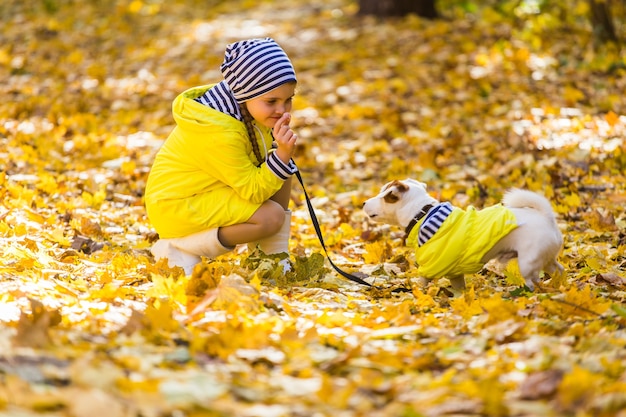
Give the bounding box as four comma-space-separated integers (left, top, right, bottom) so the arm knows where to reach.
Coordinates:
171, 228, 233, 258
151, 239, 201, 275
152, 228, 233, 275
248, 210, 292, 255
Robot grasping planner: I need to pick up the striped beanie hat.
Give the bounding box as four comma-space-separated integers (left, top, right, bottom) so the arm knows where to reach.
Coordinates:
221, 37, 296, 103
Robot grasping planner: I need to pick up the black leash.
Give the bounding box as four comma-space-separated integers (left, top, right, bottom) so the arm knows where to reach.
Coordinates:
294, 170, 373, 288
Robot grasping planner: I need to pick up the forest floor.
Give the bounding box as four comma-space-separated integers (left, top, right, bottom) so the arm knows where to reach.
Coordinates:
1, 0, 625, 416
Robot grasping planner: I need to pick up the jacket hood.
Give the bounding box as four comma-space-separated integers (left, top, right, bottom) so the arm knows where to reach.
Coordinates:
172, 85, 244, 134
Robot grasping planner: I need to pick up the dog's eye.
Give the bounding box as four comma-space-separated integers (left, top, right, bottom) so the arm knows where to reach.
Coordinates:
383, 191, 399, 203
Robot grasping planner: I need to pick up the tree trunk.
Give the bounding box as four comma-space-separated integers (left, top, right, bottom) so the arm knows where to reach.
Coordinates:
589, 0, 618, 44
358, 0, 439, 18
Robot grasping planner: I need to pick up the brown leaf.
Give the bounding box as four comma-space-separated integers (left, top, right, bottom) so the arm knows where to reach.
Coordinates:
118, 308, 145, 336
58, 249, 81, 263
13, 299, 62, 348
80, 217, 103, 237
519, 369, 565, 400
596, 272, 626, 287
71, 235, 104, 254
582, 209, 617, 231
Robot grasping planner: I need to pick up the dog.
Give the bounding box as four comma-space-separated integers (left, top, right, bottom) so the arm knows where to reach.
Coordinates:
362, 179, 564, 291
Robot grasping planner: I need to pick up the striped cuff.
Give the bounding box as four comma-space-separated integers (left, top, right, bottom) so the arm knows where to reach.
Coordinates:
266, 152, 298, 180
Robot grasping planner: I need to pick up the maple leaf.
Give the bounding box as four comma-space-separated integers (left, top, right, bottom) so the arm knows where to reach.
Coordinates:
185, 260, 226, 310
582, 208, 618, 231
362, 240, 393, 264
541, 285, 611, 319
449, 287, 482, 320
143, 299, 182, 335
146, 273, 188, 312
186, 274, 262, 320
502, 260, 526, 287
292, 252, 329, 283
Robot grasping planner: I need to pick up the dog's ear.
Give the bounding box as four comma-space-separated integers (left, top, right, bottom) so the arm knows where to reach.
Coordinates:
382, 180, 409, 203
405, 178, 428, 190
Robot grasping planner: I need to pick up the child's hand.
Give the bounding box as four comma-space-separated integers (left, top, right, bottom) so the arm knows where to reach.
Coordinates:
273, 112, 297, 164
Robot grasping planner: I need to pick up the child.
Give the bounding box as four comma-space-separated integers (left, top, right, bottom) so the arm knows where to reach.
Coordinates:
144, 37, 299, 274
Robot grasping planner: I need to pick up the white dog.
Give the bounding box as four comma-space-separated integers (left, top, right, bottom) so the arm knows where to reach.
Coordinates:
363, 179, 564, 291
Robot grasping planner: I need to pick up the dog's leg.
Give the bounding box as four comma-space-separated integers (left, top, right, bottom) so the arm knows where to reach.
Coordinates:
518, 258, 544, 291
543, 259, 565, 287
545, 259, 564, 276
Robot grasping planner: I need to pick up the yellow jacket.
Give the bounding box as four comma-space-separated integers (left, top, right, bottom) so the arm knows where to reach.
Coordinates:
406, 204, 518, 278
145, 85, 290, 238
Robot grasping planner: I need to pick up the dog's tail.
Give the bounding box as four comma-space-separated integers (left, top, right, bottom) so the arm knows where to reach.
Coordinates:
502, 188, 557, 220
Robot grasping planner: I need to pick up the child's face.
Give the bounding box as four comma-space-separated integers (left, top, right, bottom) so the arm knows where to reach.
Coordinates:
245, 82, 296, 129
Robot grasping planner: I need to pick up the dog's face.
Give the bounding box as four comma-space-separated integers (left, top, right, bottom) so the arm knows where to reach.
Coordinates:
363, 179, 436, 227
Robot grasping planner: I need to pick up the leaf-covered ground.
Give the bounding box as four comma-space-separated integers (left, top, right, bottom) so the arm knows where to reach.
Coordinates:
1, 0, 626, 416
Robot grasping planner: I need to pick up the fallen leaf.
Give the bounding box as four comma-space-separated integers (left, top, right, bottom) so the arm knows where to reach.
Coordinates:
519, 369, 565, 400
13, 299, 62, 348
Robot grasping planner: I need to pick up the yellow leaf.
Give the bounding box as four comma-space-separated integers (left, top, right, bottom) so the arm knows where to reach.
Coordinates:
186, 274, 260, 319
147, 273, 188, 311
81, 190, 106, 208
144, 300, 180, 333
0, 47, 9, 66
440, 186, 461, 202
563, 85, 585, 104
564, 285, 611, 314
36, 173, 59, 195
475, 53, 489, 66
557, 365, 603, 410
128, 0, 143, 13
562, 193, 581, 208
25, 208, 46, 224
411, 288, 438, 310
362, 240, 391, 264
481, 293, 523, 326
13, 223, 27, 237
582, 209, 617, 231
585, 256, 605, 271
249, 273, 261, 291
547, 265, 568, 288
450, 287, 482, 319
542, 285, 611, 318
605, 110, 619, 126
66, 50, 84, 65
121, 159, 136, 176
503, 260, 526, 287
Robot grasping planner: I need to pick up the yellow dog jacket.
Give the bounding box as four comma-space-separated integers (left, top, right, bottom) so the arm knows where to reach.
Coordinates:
405, 202, 518, 278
